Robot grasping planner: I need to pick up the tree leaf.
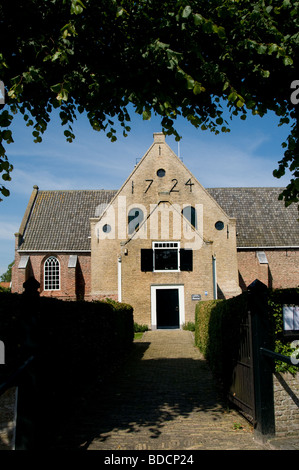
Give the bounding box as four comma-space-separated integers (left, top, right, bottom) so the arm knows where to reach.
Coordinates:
0, 0, 298, 207
283, 56, 293, 66
228, 91, 237, 102
142, 109, 151, 120
193, 13, 203, 25
182, 6, 192, 18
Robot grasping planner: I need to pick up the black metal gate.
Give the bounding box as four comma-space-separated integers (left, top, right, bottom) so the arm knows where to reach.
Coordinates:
228, 311, 256, 423
227, 280, 277, 438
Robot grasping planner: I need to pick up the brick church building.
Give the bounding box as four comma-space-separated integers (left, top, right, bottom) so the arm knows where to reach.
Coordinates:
11, 133, 299, 328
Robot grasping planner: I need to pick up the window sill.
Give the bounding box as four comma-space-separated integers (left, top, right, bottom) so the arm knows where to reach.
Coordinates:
153, 270, 180, 273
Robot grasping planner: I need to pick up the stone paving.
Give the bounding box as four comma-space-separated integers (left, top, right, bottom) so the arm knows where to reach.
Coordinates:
56, 330, 274, 451
0, 387, 17, 450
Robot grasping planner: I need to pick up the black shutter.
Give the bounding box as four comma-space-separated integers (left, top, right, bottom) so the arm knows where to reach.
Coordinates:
141, 249, 153, 272
180, 249, 193, 271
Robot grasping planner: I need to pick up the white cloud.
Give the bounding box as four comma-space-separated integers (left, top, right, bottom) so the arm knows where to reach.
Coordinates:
180, 135, 291, 188
0, 220, 19, 240
0, 226, 16, 276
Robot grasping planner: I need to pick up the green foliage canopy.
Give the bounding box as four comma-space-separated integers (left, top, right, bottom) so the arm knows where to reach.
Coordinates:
0, 0, 298, 205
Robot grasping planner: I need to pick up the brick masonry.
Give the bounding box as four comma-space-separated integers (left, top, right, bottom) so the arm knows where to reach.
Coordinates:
1, 334, 298, 448
10, 133, 299, 329
90, 132, 241, 327
11, 250, 91, 300
6, 133, 299, 448
54, 330, 269, 450
273, 372, 299, 438
238, 249, 299, 290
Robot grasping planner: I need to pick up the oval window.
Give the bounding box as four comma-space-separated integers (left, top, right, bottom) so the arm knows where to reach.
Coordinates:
157, 168, 166, 177
215, 221, 224, 231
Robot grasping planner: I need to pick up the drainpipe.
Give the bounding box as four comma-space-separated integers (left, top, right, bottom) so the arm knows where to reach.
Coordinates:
118, 256, 122, 302
212, 255, 217, 300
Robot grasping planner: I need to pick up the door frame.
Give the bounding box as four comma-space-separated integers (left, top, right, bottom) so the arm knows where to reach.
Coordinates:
151, 284, 185, 330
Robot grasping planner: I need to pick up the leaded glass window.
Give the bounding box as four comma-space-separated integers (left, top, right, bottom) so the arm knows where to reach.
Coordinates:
44, 256, 60, 290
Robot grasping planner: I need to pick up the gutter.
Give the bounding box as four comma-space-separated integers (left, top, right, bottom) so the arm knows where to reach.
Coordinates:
237, 246, 299, 250
17, 249, 91, 253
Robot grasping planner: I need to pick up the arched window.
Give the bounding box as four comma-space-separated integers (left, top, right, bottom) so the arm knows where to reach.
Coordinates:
182, 206, 197, 229
128, 208, 144, 234
44, 256, 60, 290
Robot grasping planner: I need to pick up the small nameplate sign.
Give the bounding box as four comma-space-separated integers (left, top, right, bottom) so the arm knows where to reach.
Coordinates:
191, 294, 201, 301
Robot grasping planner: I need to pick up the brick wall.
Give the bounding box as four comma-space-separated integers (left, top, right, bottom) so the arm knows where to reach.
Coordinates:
90, 134, 241, 327
238, 249, 299, 290
11, 133, 298, 326
11, 251, 91, 300
273, 372, 299, 438
121, 237, 215, 327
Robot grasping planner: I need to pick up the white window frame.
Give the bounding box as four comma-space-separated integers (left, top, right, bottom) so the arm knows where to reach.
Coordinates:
152, 241, 180, 272
44, 256, 60, 291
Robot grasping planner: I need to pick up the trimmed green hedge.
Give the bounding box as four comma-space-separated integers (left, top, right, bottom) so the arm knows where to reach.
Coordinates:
0, 292, 134, 379
195, 288, 299, 389
133, 322, 149, 333
195, 293, 250, 388
0, 291, 134, 446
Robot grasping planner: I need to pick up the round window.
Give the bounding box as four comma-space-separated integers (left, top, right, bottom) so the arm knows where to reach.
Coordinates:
157, 168, 166, 177
102, 224, 111, 233
215, 221, 224, 231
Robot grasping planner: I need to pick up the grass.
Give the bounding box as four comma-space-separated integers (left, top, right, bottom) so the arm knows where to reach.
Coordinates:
134, 332, 144, 340
133, 322, 148, 340
182, 322, 195, 331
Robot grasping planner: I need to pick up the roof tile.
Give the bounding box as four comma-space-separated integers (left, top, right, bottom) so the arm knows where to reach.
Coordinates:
207, 187, 299, 247
18, 187, 299, 251
20, 190, 117, 251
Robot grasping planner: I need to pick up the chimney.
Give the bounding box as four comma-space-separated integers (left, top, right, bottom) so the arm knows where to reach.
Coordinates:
153, 132, 165, 144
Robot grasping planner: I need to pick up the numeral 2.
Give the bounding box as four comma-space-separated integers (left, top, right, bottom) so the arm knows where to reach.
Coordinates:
170, 179, 179, 192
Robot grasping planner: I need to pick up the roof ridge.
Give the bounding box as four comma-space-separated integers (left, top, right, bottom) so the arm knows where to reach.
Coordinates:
36, 188, 118, 192
207, 187, 285, 190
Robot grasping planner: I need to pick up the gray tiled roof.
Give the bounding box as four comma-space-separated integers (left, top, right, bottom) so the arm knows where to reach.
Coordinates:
18, 187, 299, 251
19, 190, 117, 251
207, 187, 299, 248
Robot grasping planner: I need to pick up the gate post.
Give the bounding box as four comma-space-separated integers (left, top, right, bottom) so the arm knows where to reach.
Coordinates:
248, 279, 275, 441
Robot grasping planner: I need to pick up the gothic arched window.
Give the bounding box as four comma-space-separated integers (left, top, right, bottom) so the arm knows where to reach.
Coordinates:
44, 256, 60, 290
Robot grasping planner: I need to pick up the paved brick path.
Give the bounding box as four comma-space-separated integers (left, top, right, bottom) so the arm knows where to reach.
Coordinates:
56, 330, 272, 450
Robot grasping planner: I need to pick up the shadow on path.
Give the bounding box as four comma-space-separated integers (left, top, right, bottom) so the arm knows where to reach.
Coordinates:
53, 331, 264, 450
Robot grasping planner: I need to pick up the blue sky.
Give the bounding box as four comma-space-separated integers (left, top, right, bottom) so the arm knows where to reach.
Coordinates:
0, 105, 292, 277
